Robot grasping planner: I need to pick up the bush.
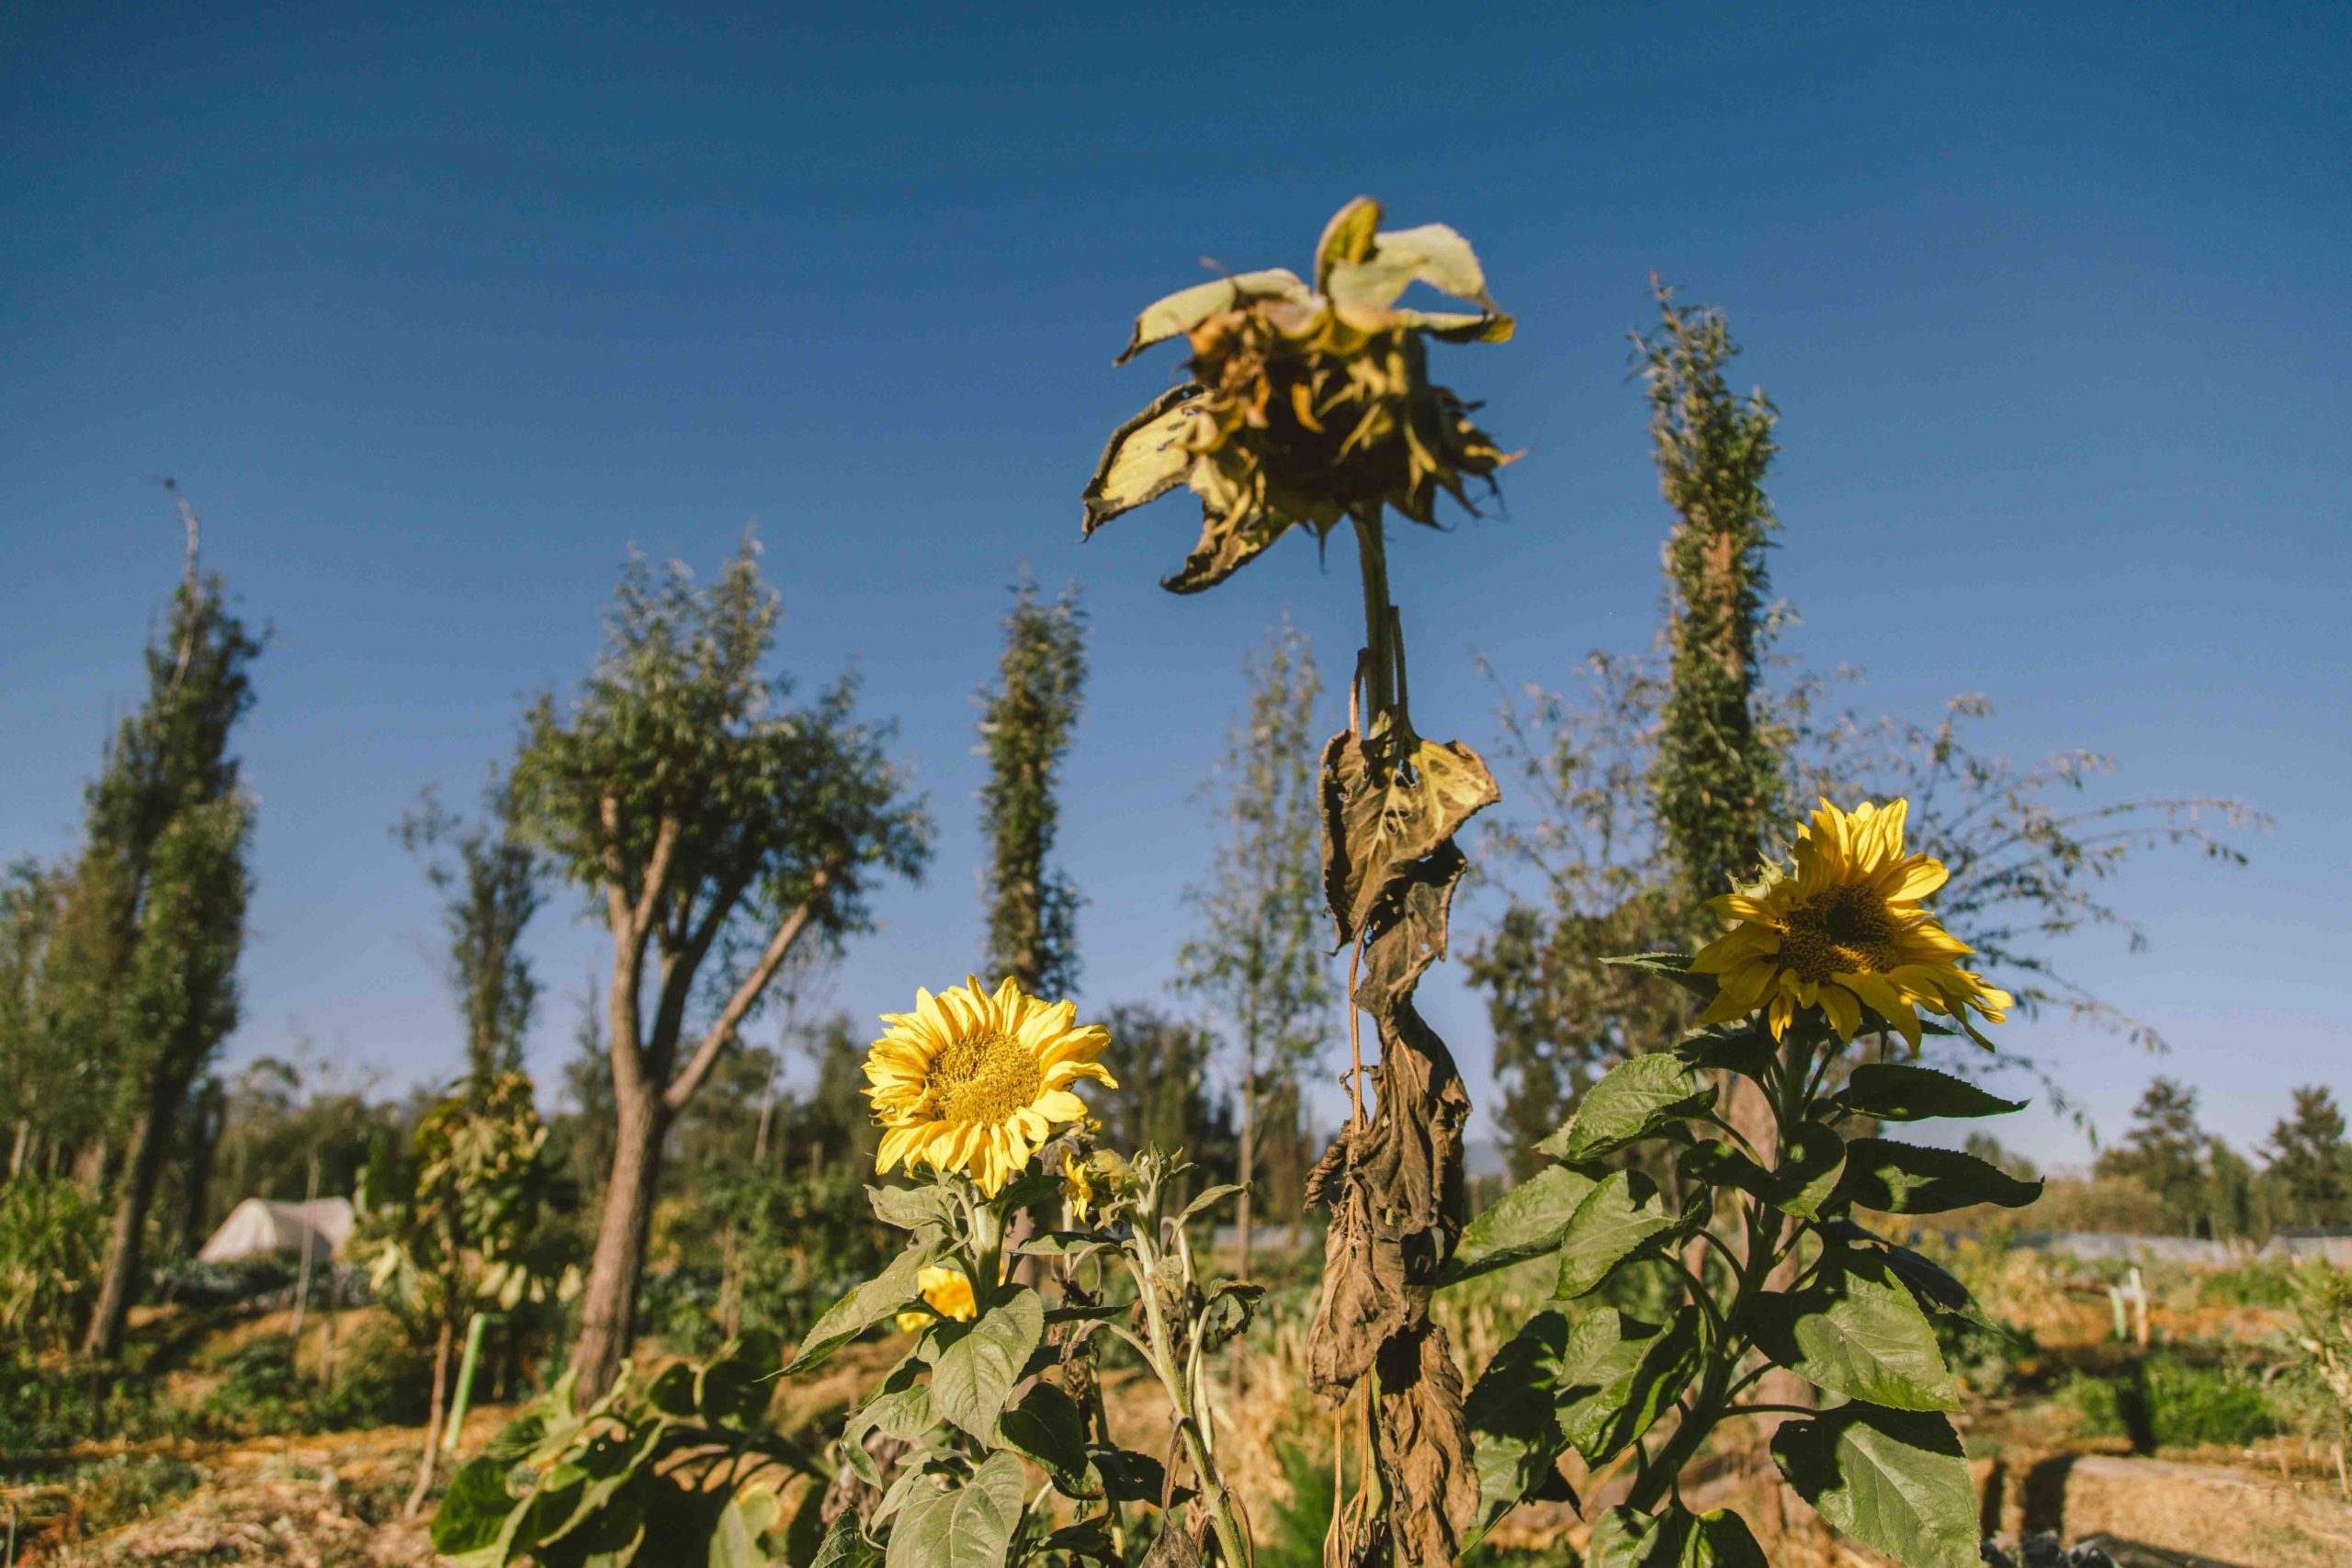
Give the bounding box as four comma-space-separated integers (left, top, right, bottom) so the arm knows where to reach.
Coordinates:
200, 1317, 431, 1434
0, 1173, 107, 1351
2057, 1353, 2279, 1450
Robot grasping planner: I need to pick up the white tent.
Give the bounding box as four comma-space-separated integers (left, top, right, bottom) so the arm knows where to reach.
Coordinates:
197, 1196, 355, 1265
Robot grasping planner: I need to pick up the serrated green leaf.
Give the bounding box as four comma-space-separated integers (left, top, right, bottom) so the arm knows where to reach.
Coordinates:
883, 1450, 1027, 1568
1559, 1307, 1700, 1465
1747, 1257, 1962, 1412
1441, 1165, 1599, 1287
428, 1458, 514, 1555
867, 1184, 958, 1233
1770, 1403, 1978, 1568
1834, 1063, 2028, 1122
787, 1237, 943, 1374
1555, 1171, 1674, 1298
1603, 951, 1718, 1000
1540, 1053, 1715, 1164
1838, 1138, 2042, 1214
1464, 1311, 1575, 1546
1683, 1129, 1846, 1223
929, 1289, 1043, 1439
1586, 1504, 1768, 1567
1180, 1183, 1245, 1222
996, 1382, 1094, 1498
809, 1511, 881, 1568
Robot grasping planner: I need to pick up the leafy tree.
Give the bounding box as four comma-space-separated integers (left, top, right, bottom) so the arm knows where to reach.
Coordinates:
1174, 622, 1332, 1274
2097, 1077, 2209, 1236
2266, 1085, 2348, 1227
399, 783, 546, 1089
977, 574, 1087, 998
0, 860, 66, 1179
508, 537, 931, 1397
69, 528, 260, 1358
1643, 281, 1784, 918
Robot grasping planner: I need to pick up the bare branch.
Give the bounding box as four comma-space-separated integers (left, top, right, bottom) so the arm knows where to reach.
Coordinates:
663, 871, 829, 1114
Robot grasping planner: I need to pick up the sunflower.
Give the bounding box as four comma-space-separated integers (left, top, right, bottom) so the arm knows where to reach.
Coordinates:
893, 1264, 977, 1336
865, 976, 1116, 1197
1691, 798, 2013, 1048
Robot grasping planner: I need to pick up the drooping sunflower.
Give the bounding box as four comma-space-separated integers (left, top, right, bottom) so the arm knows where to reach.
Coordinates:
893, 1264, 977, 1336
865, 976, 1116, 1196
1691, 798, 2013, 1047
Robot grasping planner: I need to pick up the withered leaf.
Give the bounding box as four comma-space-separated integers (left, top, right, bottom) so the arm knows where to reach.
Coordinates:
1321, 723, 1498, 944
1355, 840, 1466, 1017
1116, 268, 1310, 366
1080, 386, 1200, 536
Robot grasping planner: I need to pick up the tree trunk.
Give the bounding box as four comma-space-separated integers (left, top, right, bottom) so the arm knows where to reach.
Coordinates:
84, 1079, 175, 1358
568, 1085, 667, 1399
406, 1315, 455, 1517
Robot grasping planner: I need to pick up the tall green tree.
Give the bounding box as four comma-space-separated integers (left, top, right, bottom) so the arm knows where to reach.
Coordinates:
0, 860, 65, 1179
1174, 621, 1331, 1274
2098, 1077, 2210, 1235
2267, 1085, 2348, 1228
509, 536, 931, 1397
399, 782, 546, 1089
977, 575, 1087, 998
1643, 280, 1785, 918
76, 514, 260, 1357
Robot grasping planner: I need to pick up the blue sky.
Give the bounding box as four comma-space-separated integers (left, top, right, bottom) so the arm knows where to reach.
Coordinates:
3, 2, 2345, 1168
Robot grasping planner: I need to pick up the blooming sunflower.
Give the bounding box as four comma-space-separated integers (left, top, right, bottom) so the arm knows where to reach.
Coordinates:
1691, 798, 2013, 1048
865, 976, 1116, 1196
894, 1264, 977, 1336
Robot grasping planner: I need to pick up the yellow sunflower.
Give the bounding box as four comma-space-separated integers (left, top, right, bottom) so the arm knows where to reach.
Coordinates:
1691, 798, 2013, 1048
865, 976, 1116, 1196
893, 1264, 977, 1336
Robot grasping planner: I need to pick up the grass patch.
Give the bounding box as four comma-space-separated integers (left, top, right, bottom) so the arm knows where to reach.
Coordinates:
2056, 1352, 2281, 1450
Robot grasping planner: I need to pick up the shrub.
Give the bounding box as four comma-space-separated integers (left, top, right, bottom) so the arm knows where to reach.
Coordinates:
2057, 1353, 2279, 1450
0, 1173, 107, 1350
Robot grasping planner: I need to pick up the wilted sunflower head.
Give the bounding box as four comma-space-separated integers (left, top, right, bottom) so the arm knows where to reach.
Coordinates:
1691, 798, 2013, 1049
1082, 197, 1518, 594
864, 976, 1115, 1197
893, 1264, 977, 1336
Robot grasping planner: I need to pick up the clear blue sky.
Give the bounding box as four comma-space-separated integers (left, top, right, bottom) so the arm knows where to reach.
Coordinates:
4, 3, 2345, 1168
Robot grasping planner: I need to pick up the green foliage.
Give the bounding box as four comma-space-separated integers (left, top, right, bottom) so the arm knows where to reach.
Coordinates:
400, 781, 547, 1087
199, 1323, 433, 1435
2095, 1077, 2212, 1235
978, 574, 1087, 998
1175, 621, 1331, 1249
1639, 282, 1784, 915
428, 1331, 816, 1566
2274, 1262, 2352, 1447
0, 1171, 107, 1350
2266, 1085, 2349, 1227
1449, 965, 2045, 1562
2058, 1353, 2281, 1450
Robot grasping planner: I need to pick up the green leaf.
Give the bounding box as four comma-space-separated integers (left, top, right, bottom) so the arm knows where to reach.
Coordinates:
1838, 1138, 2042, 1214
1464, 1311, 1576, 1546
1683, 1129, 1846, 1223
787, 1237, 943, 1374
1089, 1446, 1192, 1507
928, 1289, 1044, 1439
996, 1382, 1095, 1498
1602, 951, 1717, 1001
697, 1329, 781, 1427
429, 1458, 515, 1555
1558, 1307, 1701, 1465
1834, 1064, 2027, 1122
809, 1512, 882, 1568
1116, 269, 1310, 365
867, 1184, 958, 1233
1180, 1183, 1245, 1222
1586, 1505, 1769, 1567
1770, 1403, 1979, 1568
851, 1383, 935, 1447
1540, 1053, 1715, 1165
886, 1450, 1029, 1568
1747, 1256, 1962, 1412
1555, 1170, 1674, 1299
1441, 1165, 1599, 1287
1673, 1021, 1774, 1079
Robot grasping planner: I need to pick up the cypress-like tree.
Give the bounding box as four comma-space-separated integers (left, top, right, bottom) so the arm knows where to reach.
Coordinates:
399, 783, 546, 1090
510, 537, 930, 1397
78, 511, 260, 1355
976, 575, 1086, 997
2267, 1085, 2348, 1228
1174, 620, 1331, 1275
2098, 1077, 2210, 1236
1641, 280, 1785, 917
